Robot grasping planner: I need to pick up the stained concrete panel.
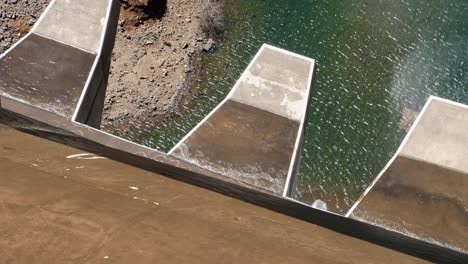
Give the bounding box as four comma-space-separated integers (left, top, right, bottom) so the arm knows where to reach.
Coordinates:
171, 100, 299, 194
33, 0, 109, 53
230, 46, 313, 122
400, 99, 468, 173
0, 34, 95, 117
350, 156, 468, 252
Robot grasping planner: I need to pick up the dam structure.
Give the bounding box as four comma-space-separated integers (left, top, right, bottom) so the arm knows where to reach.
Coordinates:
0, 0, 466, 262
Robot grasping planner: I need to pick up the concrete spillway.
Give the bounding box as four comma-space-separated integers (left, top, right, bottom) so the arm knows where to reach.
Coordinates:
347, 97, 468, 253
169, 45, 315, 195
0, 0, 119, 127
0, 0, 466, 262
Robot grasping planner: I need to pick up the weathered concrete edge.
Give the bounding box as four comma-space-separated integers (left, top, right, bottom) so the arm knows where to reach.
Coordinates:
282, 52, 316, 197
0, 97, 467, 263
72, 0, 120, 127
345, 96, 465, 217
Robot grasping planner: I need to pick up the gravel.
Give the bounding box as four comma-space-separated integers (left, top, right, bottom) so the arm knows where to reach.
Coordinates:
0, 0, 49, 54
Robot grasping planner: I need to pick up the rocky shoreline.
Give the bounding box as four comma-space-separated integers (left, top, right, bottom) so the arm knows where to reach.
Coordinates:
0, 0, 223, 131
102, 0, 223, 128
0, 0, 48, 54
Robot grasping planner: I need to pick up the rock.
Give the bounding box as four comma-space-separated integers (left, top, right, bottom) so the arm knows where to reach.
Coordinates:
202, 39, 216, 52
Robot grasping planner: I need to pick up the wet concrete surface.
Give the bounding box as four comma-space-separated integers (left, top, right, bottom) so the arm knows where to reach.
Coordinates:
0, 34, 95, 117
0, 123, 427, 263
172, 100, 299, 194
351, 156, 468, 252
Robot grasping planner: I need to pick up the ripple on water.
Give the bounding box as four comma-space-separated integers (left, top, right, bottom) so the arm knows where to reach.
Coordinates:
105, 0, 468, 214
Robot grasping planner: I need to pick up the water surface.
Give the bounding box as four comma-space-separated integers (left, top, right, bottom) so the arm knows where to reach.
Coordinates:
109, 0, 468, 213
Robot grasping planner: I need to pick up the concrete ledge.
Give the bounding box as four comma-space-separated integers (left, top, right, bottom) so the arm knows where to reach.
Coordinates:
73, 0, 120, 127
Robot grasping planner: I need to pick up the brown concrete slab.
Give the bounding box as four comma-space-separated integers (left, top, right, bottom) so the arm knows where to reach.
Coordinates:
0, 123, 426, 263
350, 156, 468, 252
0, 34, 95, 117
171, 100, 299, 194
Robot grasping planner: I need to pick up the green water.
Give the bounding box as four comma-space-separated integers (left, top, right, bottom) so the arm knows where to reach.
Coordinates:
111, 0, 468, 213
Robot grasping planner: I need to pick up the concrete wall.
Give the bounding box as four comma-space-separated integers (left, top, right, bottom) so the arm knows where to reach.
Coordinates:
73, 0, 120, 128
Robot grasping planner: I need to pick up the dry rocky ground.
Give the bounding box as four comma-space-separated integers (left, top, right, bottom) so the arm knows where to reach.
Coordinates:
0, 0, 222, 129
0, 0, 48, 54
102, 0, 222, 127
